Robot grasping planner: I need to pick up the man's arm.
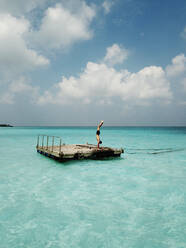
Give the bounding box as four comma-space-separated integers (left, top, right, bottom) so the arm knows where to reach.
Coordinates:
98, 120, 104, 128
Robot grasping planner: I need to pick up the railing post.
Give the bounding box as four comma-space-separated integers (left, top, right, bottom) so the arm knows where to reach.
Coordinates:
59, 138, 62, 154
37, 135, 39, 148
47, 136, 49, 150
52, 136, 54, 152
42, 135, 44, 148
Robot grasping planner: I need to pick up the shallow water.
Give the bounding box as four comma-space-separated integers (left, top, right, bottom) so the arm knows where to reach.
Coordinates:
0, 126, 186, 248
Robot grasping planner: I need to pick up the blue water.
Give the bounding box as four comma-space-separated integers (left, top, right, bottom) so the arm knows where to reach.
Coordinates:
0, 126, 186, 248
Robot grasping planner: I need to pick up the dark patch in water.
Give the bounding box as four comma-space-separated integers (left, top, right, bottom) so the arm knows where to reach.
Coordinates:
126, 148, 186, 155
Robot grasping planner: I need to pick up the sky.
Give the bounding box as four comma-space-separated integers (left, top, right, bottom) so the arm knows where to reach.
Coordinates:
0, 0, 186, 126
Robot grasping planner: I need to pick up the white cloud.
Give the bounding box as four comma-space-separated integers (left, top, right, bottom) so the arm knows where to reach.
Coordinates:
102, 0, 114, 14
0, 0, 47, 15
0, 1, 97, 106
166, 54, 186, 77
9, 77, 36, 93
0, 13, 49, 76
179, 101, 186, 105
38, 45, 172, 105
103, 44, 129, 66
32, 2, 96, 50
0, 92, 14, 104
0, 77, 39, 104
181, 78, 186, 92
181, 26, 186, 40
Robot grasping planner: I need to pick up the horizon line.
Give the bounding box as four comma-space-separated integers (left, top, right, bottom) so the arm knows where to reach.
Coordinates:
5, 125, 186, 127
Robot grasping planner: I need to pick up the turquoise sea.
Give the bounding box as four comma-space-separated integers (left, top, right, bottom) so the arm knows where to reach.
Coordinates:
0, 126, 186, 248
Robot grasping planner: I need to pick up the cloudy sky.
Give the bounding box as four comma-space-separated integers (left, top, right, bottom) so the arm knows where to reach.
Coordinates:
0, 0, 186, 126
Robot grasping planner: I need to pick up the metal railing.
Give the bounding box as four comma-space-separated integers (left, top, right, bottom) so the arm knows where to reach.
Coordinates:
37, 135, 63, 154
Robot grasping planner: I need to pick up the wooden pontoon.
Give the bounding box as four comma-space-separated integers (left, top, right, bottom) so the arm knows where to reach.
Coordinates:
36, 135, 124, 162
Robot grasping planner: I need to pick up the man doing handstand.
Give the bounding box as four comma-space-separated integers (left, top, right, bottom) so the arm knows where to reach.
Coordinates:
96, 120, 104, 148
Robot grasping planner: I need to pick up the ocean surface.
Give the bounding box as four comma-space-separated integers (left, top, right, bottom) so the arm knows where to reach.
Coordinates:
0, 126, 186, 248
